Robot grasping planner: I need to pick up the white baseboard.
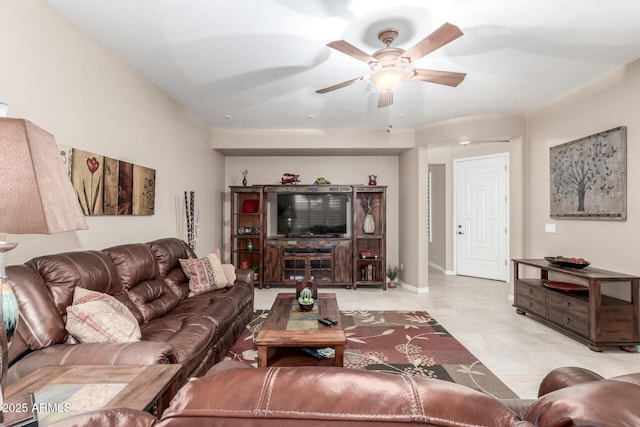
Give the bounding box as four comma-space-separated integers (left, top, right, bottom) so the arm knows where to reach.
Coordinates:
399, 280, 429, 294
428, 262, 455, 276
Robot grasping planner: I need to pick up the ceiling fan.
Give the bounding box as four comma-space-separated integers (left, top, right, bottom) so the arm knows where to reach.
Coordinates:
316, 22, 466, 108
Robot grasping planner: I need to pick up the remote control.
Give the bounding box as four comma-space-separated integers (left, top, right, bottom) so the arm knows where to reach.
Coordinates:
323, 317, 337, 325
301, 347, 324, 360
318, 318, 333, 326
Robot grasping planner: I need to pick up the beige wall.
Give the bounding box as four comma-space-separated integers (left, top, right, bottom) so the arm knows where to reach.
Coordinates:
398, 147, 429, 291
527, 59, 640, 284
1, 1, 222, 263
428, 164, 446, 270
223, 155, 400, 267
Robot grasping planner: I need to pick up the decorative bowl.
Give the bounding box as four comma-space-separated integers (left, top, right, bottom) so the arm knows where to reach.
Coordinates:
544, 256, 590, 269
298, 302, 314, 311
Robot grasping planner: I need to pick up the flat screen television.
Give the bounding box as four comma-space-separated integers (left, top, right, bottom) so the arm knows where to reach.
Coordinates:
276, 193, 348, 236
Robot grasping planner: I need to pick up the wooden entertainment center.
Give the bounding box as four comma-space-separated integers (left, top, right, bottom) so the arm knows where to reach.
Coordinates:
230, 184, 387, 290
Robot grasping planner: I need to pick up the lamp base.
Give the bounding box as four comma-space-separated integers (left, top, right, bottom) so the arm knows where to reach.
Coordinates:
1, 392, 37, 426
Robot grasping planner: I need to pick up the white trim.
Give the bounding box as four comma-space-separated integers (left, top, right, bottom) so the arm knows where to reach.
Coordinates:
399, 280, 429, 294
428, 261, 445, 273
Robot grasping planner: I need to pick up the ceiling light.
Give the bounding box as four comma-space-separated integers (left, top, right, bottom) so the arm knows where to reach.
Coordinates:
459, 140, 471, 145
224, 115, 232, 119
370, 68, 409, 92
307, 114, 315, 119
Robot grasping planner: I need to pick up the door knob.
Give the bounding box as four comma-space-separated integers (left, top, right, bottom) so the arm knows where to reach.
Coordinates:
457, 231, 464, 235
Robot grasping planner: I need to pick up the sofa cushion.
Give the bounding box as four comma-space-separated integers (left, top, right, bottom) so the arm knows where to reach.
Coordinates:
103, 243, 180, 322
26, 250, 125, 316
66, 287, 141, 343
180, 250, 235, 296
147, 238, 196, 299
140, 314, 217, 380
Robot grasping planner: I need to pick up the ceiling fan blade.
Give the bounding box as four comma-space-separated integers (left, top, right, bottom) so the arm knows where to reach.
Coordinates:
401, 22, 463, 63
327, 40, 378, 64
316, 76, 365, 94
377, 91, 393, 108
410, 69, 466, 87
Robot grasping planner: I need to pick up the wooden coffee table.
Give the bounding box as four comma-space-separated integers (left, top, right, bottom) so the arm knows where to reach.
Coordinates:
255, 293, 345, 367
5, 364, 182, 424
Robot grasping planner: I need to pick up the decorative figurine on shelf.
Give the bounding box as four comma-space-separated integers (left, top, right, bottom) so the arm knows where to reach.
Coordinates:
281, 173, 300, 185
314, 177, 331, 184
241, 169, 248, 186
368, 175, 377, 186
247, 240, 254, 251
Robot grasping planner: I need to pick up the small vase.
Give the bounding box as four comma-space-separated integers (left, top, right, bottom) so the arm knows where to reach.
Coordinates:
363, 213, 375, 233
388, 280, 397, 289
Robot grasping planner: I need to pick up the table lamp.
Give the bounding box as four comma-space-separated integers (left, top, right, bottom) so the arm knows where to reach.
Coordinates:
0, 118, 89, 424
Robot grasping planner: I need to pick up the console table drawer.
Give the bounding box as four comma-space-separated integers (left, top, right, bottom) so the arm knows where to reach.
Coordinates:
547, 292, 589, 318
548, 307, 589, 337
516, 281, 546, 303
517, 294, 547, 318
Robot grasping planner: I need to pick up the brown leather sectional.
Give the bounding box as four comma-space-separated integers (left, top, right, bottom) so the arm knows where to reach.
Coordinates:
45, 362, 640, 426
6, 238, 253, 385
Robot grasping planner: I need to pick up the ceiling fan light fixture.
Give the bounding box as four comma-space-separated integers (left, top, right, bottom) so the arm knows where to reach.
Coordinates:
370, 68, 409, 91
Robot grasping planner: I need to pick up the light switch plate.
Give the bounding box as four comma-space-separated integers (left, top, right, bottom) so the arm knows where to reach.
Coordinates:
545, 223, 556, 233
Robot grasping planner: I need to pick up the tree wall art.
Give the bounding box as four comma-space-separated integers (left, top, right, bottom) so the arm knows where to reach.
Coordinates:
550, 126, 626, 220
59, 146, 155, 216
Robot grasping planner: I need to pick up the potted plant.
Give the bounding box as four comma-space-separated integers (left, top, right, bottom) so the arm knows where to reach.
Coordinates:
386, 265, 399, 288
252, 266, 259, 281
298, 287, 315, 311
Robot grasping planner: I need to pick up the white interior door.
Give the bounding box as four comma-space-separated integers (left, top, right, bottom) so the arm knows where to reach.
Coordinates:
454, 154, 508, 281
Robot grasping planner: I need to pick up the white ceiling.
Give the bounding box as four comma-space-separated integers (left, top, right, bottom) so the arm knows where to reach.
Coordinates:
49, 0, 640, 131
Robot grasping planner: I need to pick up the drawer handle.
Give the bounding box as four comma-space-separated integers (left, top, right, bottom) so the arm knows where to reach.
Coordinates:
528, 288, 534, 294
563, 316, 571, 324
563, 301, 570, 308
528, 302, 534, 308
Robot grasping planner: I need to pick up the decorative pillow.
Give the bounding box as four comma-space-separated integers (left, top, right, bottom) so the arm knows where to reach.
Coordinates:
66, 287, 141, 343
179, 249, 236, 296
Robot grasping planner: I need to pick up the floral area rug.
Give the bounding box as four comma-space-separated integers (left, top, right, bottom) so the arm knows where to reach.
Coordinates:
226, 310, 518, 399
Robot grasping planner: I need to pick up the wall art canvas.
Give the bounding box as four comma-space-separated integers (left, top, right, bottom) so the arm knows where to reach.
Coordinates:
59, 146, 155, 216
550, 126, 626, 220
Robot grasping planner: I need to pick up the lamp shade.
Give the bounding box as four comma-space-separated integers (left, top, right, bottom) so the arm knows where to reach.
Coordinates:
0, 118, 88, 234
370, 68, 409, 92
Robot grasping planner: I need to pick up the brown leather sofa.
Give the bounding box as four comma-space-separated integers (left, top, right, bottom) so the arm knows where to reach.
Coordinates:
44, 362, 640, 426
6, 238, 253, 385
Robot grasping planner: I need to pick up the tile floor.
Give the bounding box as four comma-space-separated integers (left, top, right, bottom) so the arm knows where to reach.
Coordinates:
253, 269, 640, 399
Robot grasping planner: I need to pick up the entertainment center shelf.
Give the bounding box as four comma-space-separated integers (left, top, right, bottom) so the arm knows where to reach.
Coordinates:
230, 184, 387, 290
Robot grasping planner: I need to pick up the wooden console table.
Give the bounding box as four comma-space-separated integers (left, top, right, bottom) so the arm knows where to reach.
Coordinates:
5, 364, 182, 425
512, 259, 639, 352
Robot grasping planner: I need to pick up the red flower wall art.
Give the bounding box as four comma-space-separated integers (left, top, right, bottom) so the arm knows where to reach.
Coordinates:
59, 146, 155, 216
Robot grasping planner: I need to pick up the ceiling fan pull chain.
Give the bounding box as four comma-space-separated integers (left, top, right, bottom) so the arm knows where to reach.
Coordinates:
387, 92, 393, 132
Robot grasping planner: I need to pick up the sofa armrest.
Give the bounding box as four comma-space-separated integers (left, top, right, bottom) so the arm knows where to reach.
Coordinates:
537, 366, 604, 397
235, 268, 254, 311
234, 268, 253, 286
8, 341, 177, 385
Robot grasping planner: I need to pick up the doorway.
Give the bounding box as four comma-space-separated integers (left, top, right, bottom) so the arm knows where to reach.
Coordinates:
454, 154, 509, 281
